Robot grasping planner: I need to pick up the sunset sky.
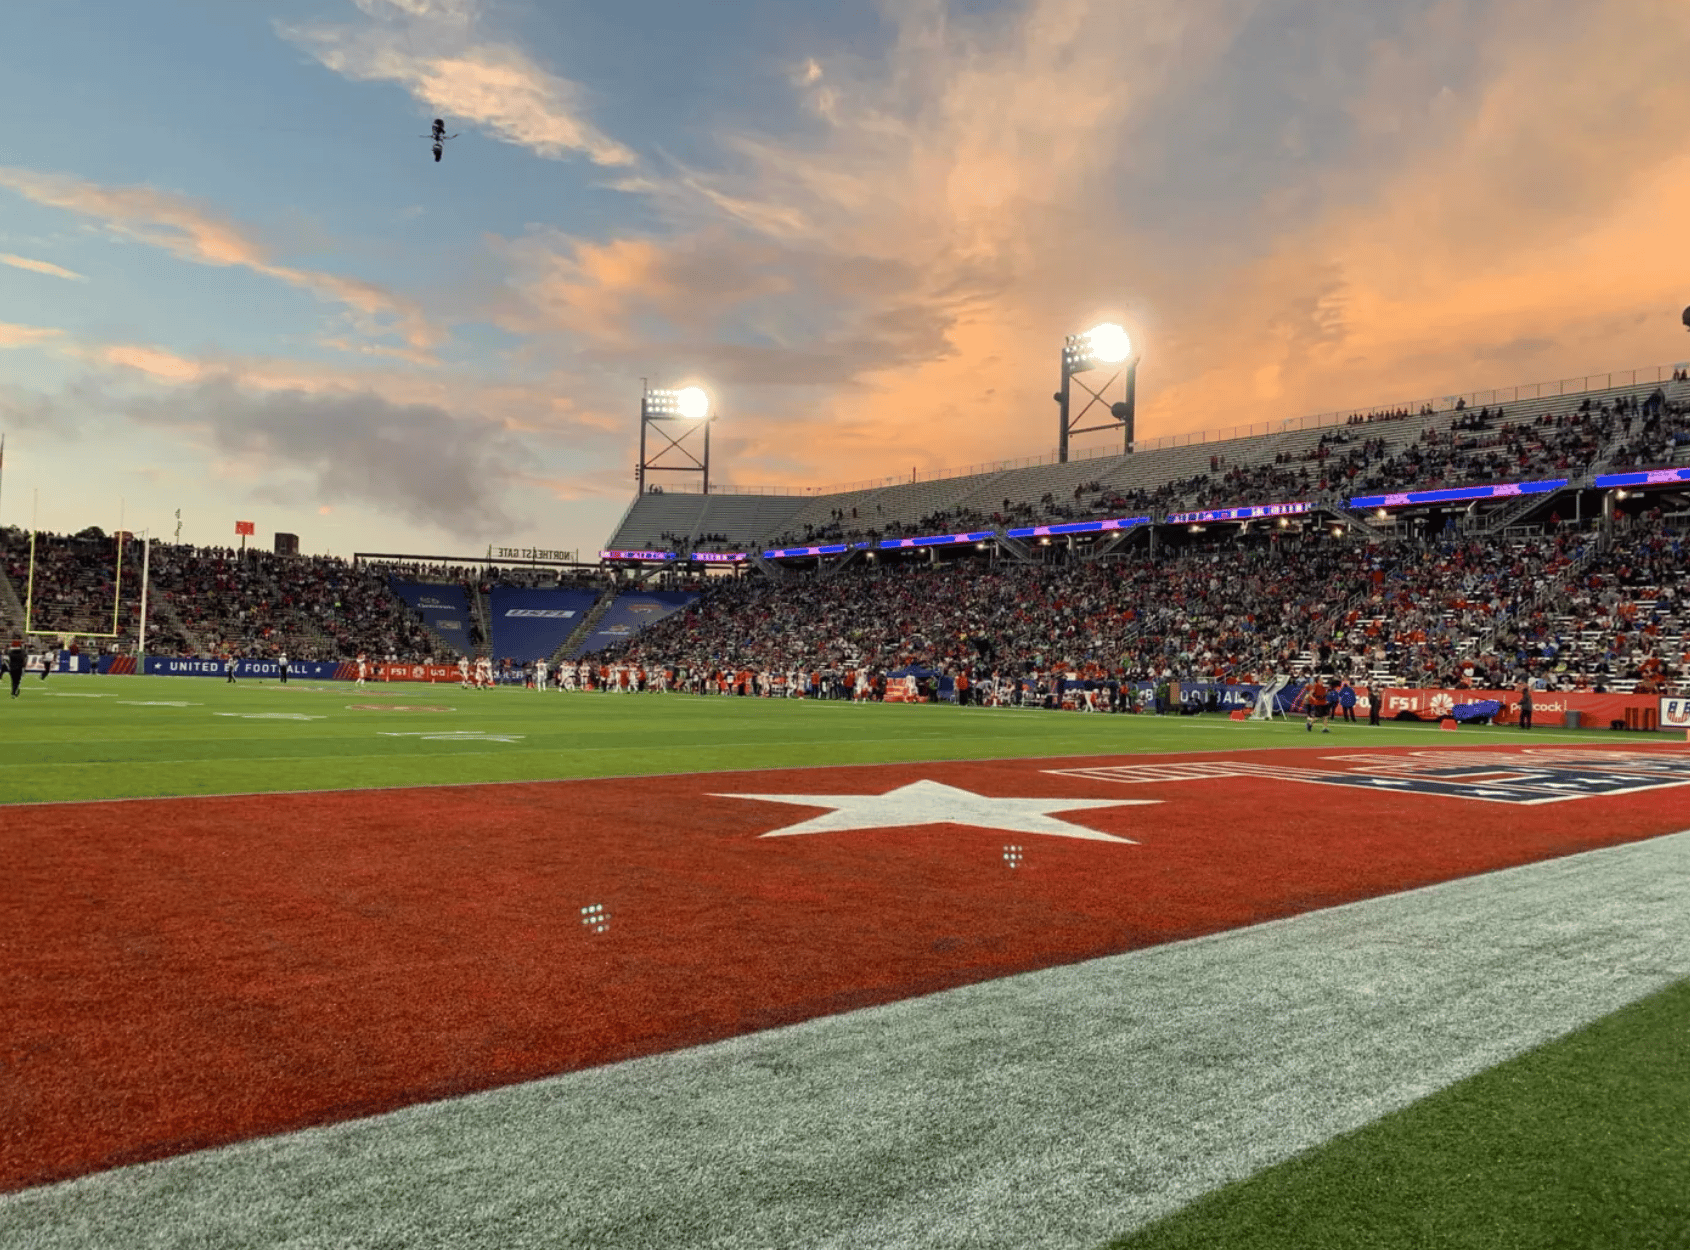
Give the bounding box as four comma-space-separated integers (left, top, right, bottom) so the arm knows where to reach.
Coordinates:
2, 0, 1687, 557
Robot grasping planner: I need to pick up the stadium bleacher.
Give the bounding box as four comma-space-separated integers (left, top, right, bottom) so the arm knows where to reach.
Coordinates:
604, 374, 1688, 555
568, 590, 700, 658
389, 580, 476, 656
489, 585, 601, 661
2, 368, 1685, 692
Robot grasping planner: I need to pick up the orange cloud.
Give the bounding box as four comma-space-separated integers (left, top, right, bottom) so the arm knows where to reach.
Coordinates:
0, 322, 64, 349
528, 0, 1690, 488
0, 168, 442, 351
102, 345, 204, 382
0, 253, 85, 281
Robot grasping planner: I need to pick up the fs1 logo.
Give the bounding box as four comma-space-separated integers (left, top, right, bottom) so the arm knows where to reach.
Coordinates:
1049, 748, 1690, 805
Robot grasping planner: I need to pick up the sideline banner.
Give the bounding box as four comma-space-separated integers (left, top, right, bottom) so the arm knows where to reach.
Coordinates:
1661, 696, 1690, 729
376, 662, 462, 683
141, 657, 354, 681
25, 651, 100, 674
1380, 686, 1665, 728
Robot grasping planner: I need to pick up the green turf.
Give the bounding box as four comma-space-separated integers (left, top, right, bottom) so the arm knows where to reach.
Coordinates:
0, 673, 1642, 803
1106, 976, 1690, 1250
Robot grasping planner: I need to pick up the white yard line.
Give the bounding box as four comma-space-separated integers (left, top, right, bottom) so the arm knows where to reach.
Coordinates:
4, 831, 1687, 1249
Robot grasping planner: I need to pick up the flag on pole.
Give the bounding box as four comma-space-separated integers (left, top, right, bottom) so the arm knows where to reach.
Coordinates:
235, 521, 255, 536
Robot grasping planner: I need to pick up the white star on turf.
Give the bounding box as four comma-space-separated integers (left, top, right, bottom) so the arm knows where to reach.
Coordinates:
714, 779, 1156, 843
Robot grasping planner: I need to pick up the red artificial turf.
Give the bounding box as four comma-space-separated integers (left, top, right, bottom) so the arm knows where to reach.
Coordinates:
4, 746, 1686, 1192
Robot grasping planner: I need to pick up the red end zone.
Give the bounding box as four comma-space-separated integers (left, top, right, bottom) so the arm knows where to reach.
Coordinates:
4, 743, 1687, 1191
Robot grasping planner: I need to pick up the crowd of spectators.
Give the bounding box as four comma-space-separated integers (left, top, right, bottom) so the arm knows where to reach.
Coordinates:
0, 532, 457, 662
605, 524, 1688, 698
766, 388, 1687, 547
0, 528, 147, 650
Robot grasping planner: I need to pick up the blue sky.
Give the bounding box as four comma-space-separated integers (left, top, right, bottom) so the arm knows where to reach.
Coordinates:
2, 0, 1687, 557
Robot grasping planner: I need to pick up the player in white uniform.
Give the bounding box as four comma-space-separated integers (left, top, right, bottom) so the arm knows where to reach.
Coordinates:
534, 658, 548, 692
457, 655, 470, 687
355, 653, 368, 688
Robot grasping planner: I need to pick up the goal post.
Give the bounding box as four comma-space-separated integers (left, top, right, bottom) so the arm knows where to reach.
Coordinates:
23, 528, 127, 642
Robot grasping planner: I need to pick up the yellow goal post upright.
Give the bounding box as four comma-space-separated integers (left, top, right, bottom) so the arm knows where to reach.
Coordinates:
23, 524, 128, 655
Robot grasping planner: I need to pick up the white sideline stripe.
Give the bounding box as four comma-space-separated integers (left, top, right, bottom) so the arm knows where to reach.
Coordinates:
4, 834, 1690, 1249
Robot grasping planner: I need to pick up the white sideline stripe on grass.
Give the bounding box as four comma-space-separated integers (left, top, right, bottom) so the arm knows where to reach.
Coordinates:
5, 833, 1688, 1250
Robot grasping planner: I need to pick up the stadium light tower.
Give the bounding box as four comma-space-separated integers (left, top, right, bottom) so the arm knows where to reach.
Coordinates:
638, 383, 715, 495
1055, 322, 1139, 463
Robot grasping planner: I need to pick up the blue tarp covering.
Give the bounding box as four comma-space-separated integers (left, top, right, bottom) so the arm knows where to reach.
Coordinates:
388, 581, 473, 656
488, 586, 600, 661
571, 590, 698, 658
1452, 699, 1503, 722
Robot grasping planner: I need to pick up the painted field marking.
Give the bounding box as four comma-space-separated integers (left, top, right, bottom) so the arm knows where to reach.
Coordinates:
42, 692, 114, 698
116, 701, 201, 708
345, 705, 457, 712
1004, 844, 1024, 869
581, 903, 610, 934
212, 713, 329, 721
378, 731, 526, 743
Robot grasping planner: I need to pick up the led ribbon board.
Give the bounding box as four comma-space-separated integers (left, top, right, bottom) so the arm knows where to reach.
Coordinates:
1348, 478, 1568, 509
599, 549, 678, 563
1595, 468, 1690, 488
1164, 502, 1310, 525
688, 551, 747, 563
1006, 516, 1150, 539
877, 530, 999, 550
762, 543, 851, 559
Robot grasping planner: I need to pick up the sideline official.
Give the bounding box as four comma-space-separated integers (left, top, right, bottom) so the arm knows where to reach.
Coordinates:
7, 640, 25, 698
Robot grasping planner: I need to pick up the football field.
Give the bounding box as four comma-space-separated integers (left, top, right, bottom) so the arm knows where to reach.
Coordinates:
2, 675, 1687, 1247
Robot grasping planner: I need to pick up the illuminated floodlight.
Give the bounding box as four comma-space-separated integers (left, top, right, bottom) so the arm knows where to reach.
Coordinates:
1084, 323, 1131, 364
676, 386, 710, 420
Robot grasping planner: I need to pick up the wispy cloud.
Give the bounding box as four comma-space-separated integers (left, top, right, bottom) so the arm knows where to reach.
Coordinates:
0, 322, 65, 349
0, 253, 85, 281
280, 0, 636, 166
0, 168, 443, 351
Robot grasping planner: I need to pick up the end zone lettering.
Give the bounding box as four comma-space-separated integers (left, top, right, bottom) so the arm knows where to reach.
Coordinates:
1050, 748, 1690, 806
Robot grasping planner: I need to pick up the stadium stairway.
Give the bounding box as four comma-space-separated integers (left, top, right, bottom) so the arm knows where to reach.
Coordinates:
147, 582, 207, 655
567, 589, 699, 659
0, 562, 27, 640
469, 585, 494, 658
553, 588, 620, 666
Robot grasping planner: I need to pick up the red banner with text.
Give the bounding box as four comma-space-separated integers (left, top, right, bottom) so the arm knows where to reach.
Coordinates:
1378, 686, 1661, 728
